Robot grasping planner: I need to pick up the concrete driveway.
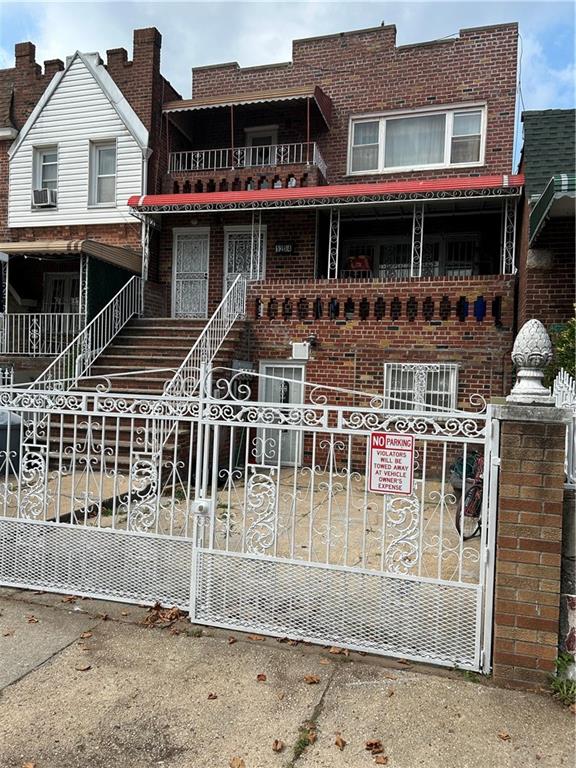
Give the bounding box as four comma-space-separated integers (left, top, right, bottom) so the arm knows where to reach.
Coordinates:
0, 587, 573, 768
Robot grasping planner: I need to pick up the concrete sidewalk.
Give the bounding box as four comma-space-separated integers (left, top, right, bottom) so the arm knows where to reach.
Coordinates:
0, 588, 573, 768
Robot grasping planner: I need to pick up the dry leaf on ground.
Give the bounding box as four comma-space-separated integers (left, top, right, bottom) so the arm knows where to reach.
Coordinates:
329, 646, 349, 656
22, 763, 36, 768
229, 758, 245, 768
498, 731, 511, 741
307, 730, 317, 744
366, 739, 384, 754
247, 634, 265, 641
26, 615, 39, 624
61, 595, 77, 603
207, 692, 218, 700
228, 636, 237, 645
74, 663, 91, 672
272, 739, 285, 753
79, 631, 92, 639
256, 673, 267, 682
374, 756, 389, 765
303, 675, 320, 684
335, 734, 347, 751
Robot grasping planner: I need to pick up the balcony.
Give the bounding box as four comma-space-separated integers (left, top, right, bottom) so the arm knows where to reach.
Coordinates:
167, 142, 327, 194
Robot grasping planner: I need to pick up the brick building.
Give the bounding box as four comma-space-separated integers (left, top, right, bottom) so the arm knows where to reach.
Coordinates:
0, 28, 178, 381
126, 22, 523, 417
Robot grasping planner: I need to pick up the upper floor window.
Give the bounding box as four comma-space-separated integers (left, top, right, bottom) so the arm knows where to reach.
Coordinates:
348, 106, 485, 174
90, 141, 117, 206
32, 146, 58, 207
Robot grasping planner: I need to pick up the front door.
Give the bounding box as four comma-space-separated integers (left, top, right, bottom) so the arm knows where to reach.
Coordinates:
173, 229, 209, 318
259, 363, 304, 466
224, 227, 266, 294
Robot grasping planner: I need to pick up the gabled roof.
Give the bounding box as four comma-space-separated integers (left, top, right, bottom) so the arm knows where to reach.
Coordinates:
522, 110, 576, 199
8, 50, 149, 159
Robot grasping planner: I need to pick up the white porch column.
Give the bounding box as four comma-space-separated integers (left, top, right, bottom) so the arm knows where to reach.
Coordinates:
250, 210, 263, 280
327, 207, 340, 279
500, 197, 517, 274
410, 202, 424, 278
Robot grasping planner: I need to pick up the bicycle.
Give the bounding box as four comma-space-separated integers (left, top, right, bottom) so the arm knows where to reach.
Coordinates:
450, 452, 484, 540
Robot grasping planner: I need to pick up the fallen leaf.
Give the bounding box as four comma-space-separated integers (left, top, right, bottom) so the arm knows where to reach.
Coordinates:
303, 675, 320, 685
335, 734, 347, 751
397, 659, 411, 666
207, 692, 218, 700
277, 691, 285, 700
366, 739, 384, 755
228, 636, 237, 645
319, 658, 331, 665
79, 631, 92, 639
247, 634, 265, 641
229, 758, 245, 768
570, 703, 576, 715
98, 613, 109, 621
74, 663, 91, 672
307, 730, 317, 744
121, 610, 129, 616
61, 595, 77, 603
329, 646, 349, 656
272, 739, 285, 753
498, 731, 511, 741
26, 615, 39, 624
257, 673, 267, 682
374, 757, 389, 765
21, 763, 36, 768
2, 629, 14, 637
169, 626, 181, 636
387, 688, 395, 697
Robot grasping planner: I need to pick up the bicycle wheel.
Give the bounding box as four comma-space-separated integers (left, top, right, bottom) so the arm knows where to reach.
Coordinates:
455, 485, 482, 540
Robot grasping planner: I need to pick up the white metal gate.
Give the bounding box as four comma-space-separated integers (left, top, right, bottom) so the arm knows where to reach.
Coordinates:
0, 368, 498, 671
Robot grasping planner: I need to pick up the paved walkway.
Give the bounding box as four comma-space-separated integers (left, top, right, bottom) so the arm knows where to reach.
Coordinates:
0, 588, 573, 768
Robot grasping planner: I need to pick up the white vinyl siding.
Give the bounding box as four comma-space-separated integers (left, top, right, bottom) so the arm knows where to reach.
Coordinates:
8, 56, 144, 227
348, 105, 486, 175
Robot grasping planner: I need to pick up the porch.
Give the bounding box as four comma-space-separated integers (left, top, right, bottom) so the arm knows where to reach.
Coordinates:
0, 240, 142, 365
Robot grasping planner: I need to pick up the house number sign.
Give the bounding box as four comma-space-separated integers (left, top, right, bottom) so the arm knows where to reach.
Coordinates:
275, 241, 294, 254
368, 432, 415, 495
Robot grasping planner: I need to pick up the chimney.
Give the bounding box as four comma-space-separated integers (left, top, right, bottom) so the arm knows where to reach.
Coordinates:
15, 42, 36, 67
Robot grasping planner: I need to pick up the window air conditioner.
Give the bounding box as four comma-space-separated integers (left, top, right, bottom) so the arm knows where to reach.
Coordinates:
32, 188, 57, 207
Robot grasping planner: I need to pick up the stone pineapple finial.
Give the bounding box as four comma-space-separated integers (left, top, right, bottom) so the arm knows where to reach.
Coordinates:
507, 319, 554, 405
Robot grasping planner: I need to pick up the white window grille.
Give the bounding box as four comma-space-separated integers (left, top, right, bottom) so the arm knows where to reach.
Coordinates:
0, 366, 14, 387
384, 362, 459, 411
90, 141, 117, 205
348, 105, 485, 174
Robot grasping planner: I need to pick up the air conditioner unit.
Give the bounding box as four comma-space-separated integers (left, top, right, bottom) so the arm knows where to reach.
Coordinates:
32, 188, 57, 208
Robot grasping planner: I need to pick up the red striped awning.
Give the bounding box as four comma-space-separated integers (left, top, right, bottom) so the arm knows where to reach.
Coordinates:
128, 174, 524, 213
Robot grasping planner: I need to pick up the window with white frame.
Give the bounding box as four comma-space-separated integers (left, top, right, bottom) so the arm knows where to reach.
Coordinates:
89, 141, 117, 205
384, 362, 459, 411
349, 106, 485, 174
34, 146, 58, 192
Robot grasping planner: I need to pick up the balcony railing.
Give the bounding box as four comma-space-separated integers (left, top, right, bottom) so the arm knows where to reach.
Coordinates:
169, 142, 327, 177
0, 313, 85, 357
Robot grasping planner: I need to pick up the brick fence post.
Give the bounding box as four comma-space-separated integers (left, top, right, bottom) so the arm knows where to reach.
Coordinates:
491, 318, 571, 689
491, 405, 570, 689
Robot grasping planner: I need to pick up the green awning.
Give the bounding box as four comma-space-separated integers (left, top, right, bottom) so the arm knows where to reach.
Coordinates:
529, 173, 576, 244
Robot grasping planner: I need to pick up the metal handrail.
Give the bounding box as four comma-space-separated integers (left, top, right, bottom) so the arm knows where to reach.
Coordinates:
553, 368, 576, 486
32, 276, 142, 391
164, 274, 246, 397
169, 142, 323, 174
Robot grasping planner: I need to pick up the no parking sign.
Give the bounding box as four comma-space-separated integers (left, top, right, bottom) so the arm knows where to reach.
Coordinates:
368, 432, 415, 495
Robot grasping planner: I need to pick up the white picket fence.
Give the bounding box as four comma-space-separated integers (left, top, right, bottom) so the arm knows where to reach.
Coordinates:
553, 368, 576, 487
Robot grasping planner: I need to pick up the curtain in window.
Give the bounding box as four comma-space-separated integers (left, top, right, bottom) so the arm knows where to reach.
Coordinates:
385, 114, 446, 167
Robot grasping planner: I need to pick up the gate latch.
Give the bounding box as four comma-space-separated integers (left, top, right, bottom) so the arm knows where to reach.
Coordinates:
191, 498, 213, 518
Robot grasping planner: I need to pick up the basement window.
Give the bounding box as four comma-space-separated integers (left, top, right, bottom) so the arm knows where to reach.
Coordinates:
384, 362, 459, 411
348, 105, 485, 174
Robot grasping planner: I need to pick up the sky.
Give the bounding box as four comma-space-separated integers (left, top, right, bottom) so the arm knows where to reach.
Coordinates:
0, 0, 574, 164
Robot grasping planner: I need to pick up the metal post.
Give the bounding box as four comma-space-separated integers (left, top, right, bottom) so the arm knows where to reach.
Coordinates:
328, 207, 340, 280
0, 259, 7, 354
230, 105, 235, 168
140, 215, 150, 315
79, 254, 88, 323
306, 97, 311, 164
410, 202, 424, 278
500, 198, 517, 275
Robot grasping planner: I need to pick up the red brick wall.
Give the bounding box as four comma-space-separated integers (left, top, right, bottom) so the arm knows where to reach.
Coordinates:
245, 275, 515, 404
189, 23, 518, 184
493, 413, 567, 689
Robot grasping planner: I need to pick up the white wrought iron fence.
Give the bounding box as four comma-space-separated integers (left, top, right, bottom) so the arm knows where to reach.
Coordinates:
31, 276, 142, 391
0, 368, 496, 671
169, 142, 324, 173
553, 368, 576, 487
0, 313, 85, 356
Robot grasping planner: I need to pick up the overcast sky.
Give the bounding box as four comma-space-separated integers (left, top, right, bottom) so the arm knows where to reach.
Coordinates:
0, 0, 574, 107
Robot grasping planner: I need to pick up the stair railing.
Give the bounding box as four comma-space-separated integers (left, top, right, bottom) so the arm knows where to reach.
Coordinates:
32, 276, 143, 391
164, 274, 246, 398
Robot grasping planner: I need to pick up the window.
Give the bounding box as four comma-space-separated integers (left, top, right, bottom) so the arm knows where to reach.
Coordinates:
37, 148, 58, 190
90, 141, 116, 205
349, 106, 485, 174
384, 363, 458, 411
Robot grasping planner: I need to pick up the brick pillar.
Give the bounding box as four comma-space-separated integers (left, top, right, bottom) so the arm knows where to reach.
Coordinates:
492, 404, 570, 689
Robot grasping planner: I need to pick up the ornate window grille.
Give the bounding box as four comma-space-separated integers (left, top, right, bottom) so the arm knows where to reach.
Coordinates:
384, 362, 459, 410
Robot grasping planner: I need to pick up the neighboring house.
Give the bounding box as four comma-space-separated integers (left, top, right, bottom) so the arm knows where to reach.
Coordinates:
0, 29, 178, 381
128, 22, 522, 413
517, 109, 575, 332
